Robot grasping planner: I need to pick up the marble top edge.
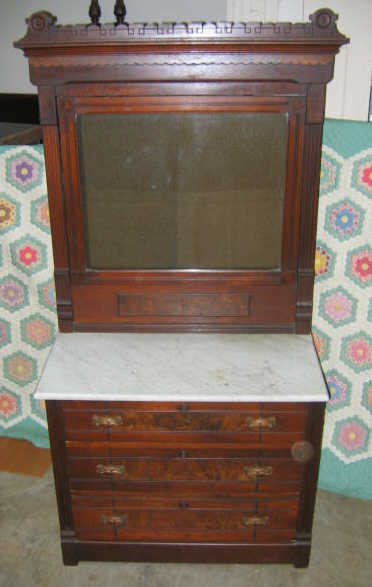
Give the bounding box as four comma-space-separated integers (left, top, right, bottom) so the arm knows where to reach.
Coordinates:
34, 392, 328, 402
35, 333, 328, 403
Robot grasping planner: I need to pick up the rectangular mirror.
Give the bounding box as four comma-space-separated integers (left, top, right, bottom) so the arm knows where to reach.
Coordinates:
78, 112, 288, 270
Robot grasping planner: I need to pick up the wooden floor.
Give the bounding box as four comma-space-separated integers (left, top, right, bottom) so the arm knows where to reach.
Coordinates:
0, 437, 51, 477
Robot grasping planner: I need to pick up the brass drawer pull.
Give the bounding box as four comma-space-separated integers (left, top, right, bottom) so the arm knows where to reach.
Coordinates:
96, 464, 126, 477
245, 416, 277, 430
243, 465, 273, 479
92, 414, 123, 428
101, 514, 128, 527
241, 515, 269, 527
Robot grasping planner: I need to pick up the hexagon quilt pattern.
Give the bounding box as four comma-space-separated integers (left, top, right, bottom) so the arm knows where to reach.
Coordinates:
0, 145, 57, 444
313, 119, 372, 481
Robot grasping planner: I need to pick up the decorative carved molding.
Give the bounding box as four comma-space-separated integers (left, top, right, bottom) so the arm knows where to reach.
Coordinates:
15, 8, 349, 49
30, 53, 333, 69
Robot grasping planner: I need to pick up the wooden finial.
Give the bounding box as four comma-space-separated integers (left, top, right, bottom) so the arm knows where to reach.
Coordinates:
89, 0, 102, 27
114, 0, 127, 26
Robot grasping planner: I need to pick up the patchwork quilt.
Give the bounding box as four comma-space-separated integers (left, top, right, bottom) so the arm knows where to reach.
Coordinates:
0, 145, 56, 448
313, 119, 372, 499
0, 119, 371, 498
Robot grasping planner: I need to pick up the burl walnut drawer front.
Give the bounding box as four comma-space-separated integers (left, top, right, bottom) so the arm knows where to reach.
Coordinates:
67, 455, 302, 493
61, 402, 307, 445
71, 496, 298, 543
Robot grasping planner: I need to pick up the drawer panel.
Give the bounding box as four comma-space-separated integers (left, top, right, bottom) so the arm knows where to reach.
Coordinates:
71, 497, 298, 543
62, 402, 307, 445
67, 456, 302, 489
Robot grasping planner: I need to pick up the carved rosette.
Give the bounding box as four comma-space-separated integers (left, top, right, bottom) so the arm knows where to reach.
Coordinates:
26, 11, 57, 32
310, 8, 339, 31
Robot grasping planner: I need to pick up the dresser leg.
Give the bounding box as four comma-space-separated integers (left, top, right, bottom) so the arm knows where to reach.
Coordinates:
293, 541, 311, 568
62, 541, 79, 566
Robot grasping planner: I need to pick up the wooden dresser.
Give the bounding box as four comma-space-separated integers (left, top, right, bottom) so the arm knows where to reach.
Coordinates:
37, 333, 328, 567
16, 5, 345, 569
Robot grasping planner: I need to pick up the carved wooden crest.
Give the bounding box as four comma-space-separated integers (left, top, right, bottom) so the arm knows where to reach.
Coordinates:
15, 8, 348, 49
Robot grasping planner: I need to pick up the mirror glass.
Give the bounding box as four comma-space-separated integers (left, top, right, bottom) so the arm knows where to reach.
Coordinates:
78, 112, 288, 270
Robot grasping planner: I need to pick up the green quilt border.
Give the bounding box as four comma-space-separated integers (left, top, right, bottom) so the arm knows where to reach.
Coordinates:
318, 448, 372, 500
0, 418, 50, 449
323, 118, 372, 157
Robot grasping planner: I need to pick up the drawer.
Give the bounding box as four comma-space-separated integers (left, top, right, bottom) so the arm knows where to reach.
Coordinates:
67, 455, 302, 493
71, 495, 298, 543
61, 401, 307, 445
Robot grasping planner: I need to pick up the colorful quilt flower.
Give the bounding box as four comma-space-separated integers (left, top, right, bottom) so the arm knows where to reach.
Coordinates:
0, 145, 56, 445
313, 120, 372, 499
347, 246, 372, 288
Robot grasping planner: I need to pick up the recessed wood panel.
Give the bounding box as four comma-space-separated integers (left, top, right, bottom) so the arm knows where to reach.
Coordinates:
118, 293, 251, 317
72, 282, 296, 328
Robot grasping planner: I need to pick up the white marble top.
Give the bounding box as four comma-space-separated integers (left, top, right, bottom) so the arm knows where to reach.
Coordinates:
35, 333, 328, 402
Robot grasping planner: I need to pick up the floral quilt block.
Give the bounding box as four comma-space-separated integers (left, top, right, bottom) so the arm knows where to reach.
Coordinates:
0, 145, 56, 447
314, 119, 372, 499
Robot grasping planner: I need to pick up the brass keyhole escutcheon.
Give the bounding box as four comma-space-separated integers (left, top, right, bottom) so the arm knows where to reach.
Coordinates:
101, 514, 128, 527
179, 404, 189, 412
179, 501, 189, 509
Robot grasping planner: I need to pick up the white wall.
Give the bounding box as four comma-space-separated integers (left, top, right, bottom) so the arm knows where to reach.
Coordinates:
0, 0, 226, 94
227, 0, 372, 121
304, 0, 372, 121
227, 0, 304, 21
